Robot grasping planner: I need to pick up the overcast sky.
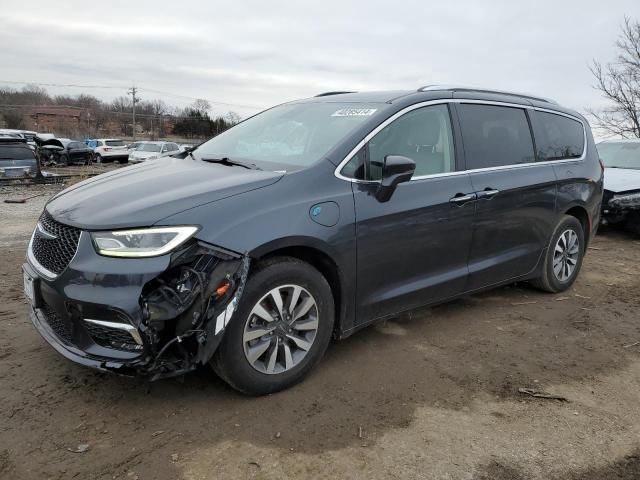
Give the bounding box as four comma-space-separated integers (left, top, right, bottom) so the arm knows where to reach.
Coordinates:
0, 0, 638, 121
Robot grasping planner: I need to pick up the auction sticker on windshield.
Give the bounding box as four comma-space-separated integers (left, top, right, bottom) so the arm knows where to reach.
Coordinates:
331, 108, 377, 117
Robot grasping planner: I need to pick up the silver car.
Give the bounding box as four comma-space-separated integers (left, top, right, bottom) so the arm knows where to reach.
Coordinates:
128, 141, 181, 163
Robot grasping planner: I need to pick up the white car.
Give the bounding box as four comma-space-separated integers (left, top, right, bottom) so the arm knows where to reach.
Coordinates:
128, 141, 181, 163
93, 139, 129, 163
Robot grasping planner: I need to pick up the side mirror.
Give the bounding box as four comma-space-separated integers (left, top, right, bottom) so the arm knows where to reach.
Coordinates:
375, 155, 416, 202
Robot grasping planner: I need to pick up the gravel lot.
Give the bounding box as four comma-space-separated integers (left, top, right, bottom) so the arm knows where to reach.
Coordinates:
1, 181, 640, 479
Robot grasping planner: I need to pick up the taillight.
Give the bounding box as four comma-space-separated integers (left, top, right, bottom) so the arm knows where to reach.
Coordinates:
104, 147, 111, 152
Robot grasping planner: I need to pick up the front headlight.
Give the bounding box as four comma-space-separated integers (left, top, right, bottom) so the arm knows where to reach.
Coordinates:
91, 226, 199, 258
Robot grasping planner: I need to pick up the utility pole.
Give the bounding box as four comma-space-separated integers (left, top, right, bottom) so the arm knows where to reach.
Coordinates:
128, 86, 139, 141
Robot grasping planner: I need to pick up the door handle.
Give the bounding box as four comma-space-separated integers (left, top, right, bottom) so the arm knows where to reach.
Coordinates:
476, 188, 500, 200
449, 193, 477, 205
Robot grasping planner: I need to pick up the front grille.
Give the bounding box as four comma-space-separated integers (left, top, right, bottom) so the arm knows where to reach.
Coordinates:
85, 322, 141, 351
31, 211, 81, 275
43, 304, 74, 345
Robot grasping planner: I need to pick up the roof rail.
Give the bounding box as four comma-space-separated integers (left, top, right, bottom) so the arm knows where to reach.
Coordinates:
417, 85, 558, 105
314, 91, 356, 97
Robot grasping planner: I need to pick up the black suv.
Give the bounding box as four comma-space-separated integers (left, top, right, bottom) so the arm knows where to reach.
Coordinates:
23, 87, 603, 394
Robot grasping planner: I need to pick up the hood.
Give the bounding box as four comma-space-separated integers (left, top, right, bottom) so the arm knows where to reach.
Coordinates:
604, 167, 640, 193
46, 157, 284, 230
35, 137, 63, 148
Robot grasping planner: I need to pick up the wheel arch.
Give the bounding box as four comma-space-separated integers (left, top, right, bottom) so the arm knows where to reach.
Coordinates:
250, 237, 347, 337
563, 204, 591, 244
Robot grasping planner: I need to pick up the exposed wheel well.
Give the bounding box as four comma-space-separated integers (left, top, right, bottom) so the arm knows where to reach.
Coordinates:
565, 206, 591, 243
256, 246, 342, 334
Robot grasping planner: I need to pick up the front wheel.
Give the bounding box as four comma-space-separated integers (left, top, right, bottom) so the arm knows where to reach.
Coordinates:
212, 257, 334, 395
531, 215, 585, 293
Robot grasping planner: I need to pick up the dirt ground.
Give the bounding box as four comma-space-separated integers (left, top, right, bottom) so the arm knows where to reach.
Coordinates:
1, 181, 640, 480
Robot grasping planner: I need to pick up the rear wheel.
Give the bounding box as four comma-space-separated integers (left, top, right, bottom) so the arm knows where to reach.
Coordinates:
531, 215, 585, 293
95, 153, 103, 164
212, 257, 334, 395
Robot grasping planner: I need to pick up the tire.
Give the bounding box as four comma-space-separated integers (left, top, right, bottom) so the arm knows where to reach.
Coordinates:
624, 212, 640, 236
212, 257, 334, 395
61, 154, 69, 166
531, 215, 585, 293
95, 153, 103, 164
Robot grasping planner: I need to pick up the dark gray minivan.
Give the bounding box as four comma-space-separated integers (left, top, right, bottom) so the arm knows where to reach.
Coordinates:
23, 86, 603, 394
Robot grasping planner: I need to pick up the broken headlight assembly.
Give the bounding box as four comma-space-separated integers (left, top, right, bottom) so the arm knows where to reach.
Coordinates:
91, 226, 199, 258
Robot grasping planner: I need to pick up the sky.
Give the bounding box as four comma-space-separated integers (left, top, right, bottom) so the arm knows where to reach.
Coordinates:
0, 0, 638, 123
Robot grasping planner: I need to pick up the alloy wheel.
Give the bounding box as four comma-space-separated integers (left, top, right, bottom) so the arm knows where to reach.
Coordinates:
553, 229, 580, 282
242, 284, 319, 375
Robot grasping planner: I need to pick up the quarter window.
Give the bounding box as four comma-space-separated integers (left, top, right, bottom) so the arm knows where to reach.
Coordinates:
457, 104, 535, 169
533, 111, 584, 161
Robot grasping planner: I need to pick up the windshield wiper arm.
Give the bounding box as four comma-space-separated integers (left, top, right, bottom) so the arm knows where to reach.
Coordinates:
200, 157, 261, 170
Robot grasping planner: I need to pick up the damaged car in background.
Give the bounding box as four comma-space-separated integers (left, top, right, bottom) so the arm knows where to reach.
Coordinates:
36, 136, 94, 166
23, 87, 602, 395
597, 139, 640, 234
0, 136, 42, 179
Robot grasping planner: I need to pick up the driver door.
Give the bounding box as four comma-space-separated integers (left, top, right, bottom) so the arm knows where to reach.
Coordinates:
351, 104, 476, 323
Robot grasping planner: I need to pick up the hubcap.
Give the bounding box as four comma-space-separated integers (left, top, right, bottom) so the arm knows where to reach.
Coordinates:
242, 284, 319, 375
553, 229, 580, 282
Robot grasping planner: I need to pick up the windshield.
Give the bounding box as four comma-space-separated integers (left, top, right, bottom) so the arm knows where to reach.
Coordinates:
136, 143, 161, 152
106, 140, 125, 147
597, 142, 640, 169
194, 102, 386, 170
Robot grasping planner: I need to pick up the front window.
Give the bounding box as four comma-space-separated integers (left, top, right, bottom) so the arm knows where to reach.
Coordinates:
137, 144, 162, 152
597, 142, 640, 169
194, 102, 386, 171
341, 104, 455, 180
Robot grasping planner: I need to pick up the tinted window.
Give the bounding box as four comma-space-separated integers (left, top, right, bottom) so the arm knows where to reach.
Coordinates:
0, 145, 36, 160
534, 112, 584, 160
105, 140, 125, 147
458, 104, 535, 169
597, 142, 640, 169
364, 104, 455, 180
67, 142, 85, 149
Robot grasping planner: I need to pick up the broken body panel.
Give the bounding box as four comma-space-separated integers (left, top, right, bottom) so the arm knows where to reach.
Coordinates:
25, 234, 250, 380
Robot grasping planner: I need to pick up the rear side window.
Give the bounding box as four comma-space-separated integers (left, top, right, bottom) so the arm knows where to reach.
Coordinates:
0, 145, 36, 160
457, 104, 535, 169
533, 112, 584, 161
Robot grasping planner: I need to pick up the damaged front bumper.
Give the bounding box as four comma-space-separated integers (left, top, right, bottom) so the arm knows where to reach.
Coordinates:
601, 190, 640, 226
24, 232, 249, 380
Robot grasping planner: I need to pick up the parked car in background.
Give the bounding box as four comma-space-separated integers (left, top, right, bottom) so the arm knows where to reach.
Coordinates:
597, 139, 640, 234
128, 141, 181, 163
0, 129, 37, 147
127, 141, 148, 153
23, 86, 602, 395
88, 138, 129, 163
0, 137, 41, 178
36, 137, 93, 166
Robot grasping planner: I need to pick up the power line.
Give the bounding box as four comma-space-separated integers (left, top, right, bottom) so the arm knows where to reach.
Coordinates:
0, 80, 265, 111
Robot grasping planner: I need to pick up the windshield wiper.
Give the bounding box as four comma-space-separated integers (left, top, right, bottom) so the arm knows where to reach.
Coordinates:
201, 157, 262, 170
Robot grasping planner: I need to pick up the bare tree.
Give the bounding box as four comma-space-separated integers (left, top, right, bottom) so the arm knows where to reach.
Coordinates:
225, 111, 241, 125
588, 16, 640, 138
191, 99, 211, 115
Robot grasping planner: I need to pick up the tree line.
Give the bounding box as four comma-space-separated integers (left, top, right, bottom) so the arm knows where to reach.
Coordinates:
0, 85, 242, 140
